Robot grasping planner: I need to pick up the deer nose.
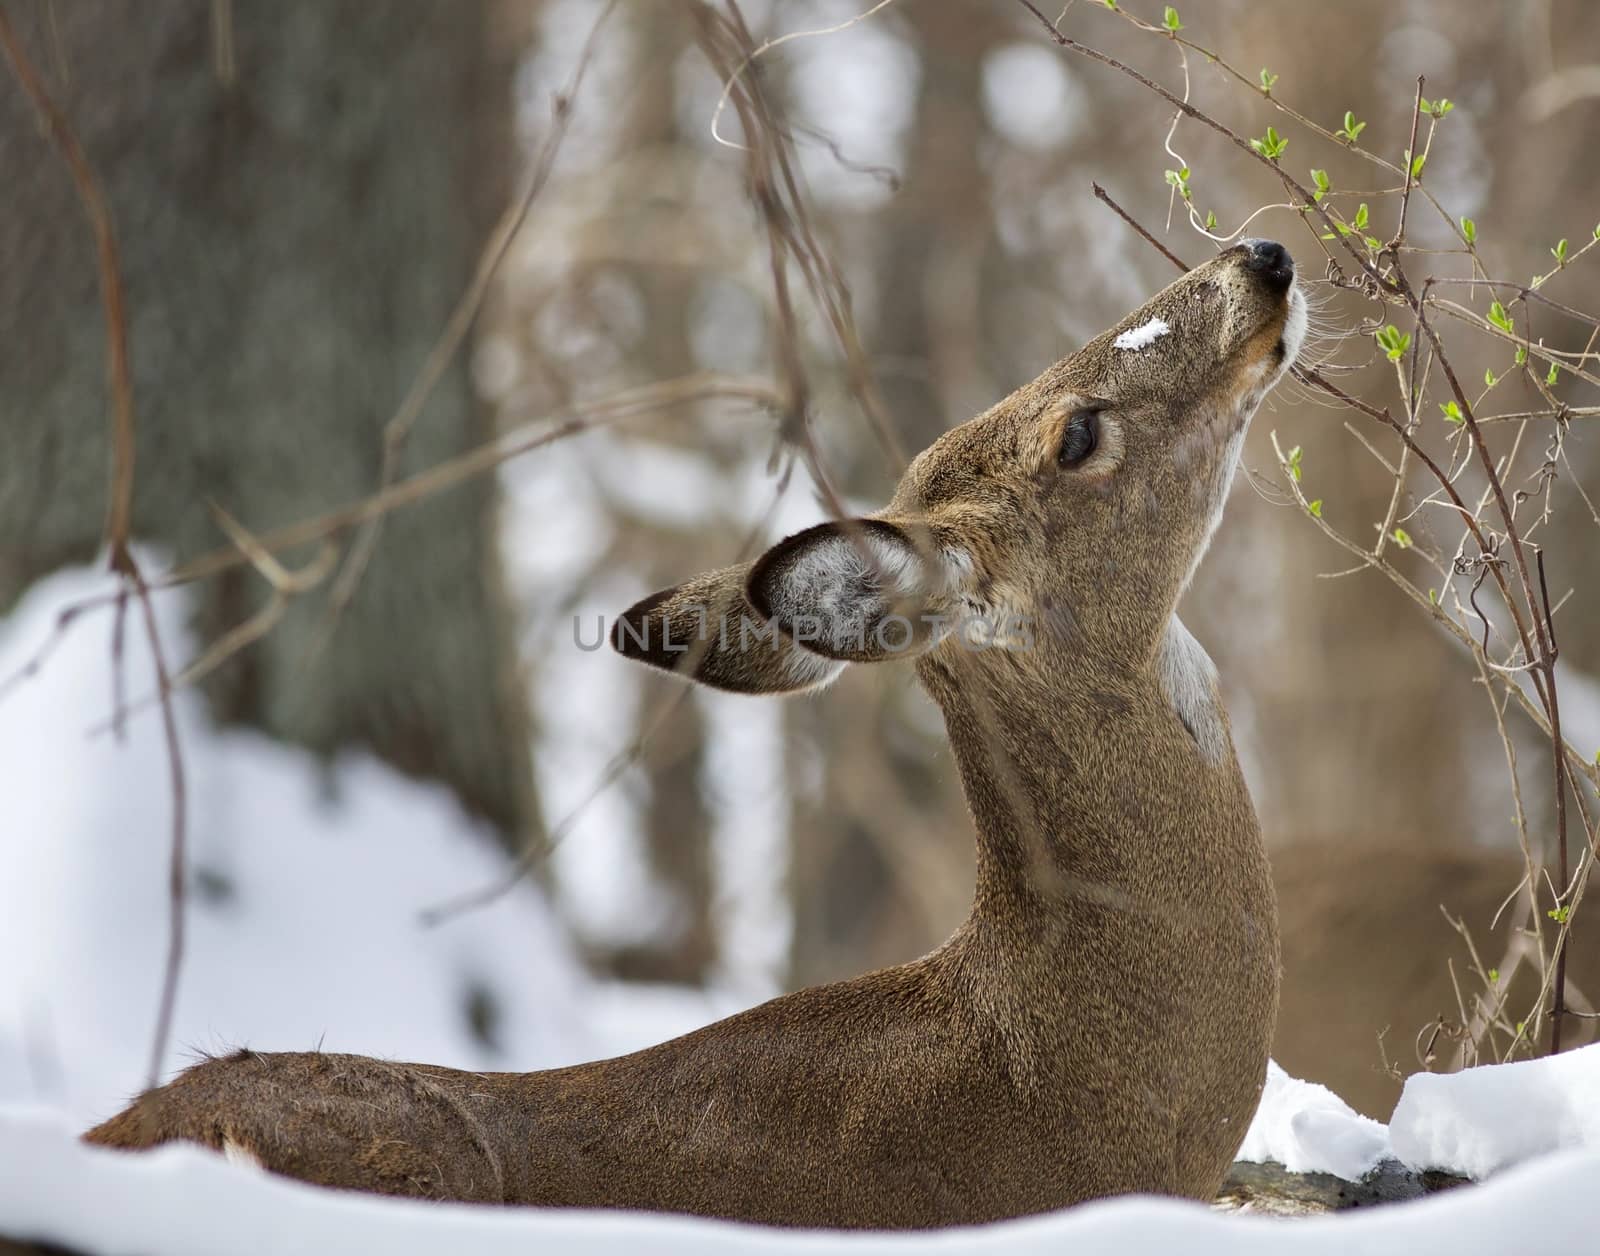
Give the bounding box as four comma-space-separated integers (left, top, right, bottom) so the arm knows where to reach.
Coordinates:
1241, 239, 1294, 291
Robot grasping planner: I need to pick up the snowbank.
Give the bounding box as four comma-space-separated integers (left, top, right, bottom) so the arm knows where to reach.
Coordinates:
9, 560, 1600, 1251
1390, 1042, 1600, 1179
0, 560, 739, 1124
1, 1106, 1597, 1256
1234, 1060, 1392, 1179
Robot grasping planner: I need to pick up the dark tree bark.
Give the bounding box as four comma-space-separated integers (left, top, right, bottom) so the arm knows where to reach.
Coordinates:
0, 2, 539, 849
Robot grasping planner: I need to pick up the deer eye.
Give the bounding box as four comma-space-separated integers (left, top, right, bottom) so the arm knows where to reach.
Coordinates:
1057, 410, 1100, 468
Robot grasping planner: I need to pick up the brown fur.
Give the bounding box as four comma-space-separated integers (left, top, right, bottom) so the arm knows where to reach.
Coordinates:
87, 243, 1303, 1228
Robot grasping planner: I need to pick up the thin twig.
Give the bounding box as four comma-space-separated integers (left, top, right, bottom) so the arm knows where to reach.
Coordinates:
1092, 182, 1189, 269
1539, 551, 1570, 1052
1, 8, 191, 1089
0, 8, 135, 570
129, 564, 188, 1090
1385, 77, 1426, 254
314, 0, 620, 648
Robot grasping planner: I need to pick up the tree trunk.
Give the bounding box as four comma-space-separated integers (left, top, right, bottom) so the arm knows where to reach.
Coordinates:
0, 2, 538, 849
782, 0, 1011, 989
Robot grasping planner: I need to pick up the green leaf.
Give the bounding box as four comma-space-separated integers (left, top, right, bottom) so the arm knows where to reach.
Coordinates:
1251, 126, 1288, 160
1310, 168, 1330, 201
1286, 445, 1303, 482
1353, 202, 1369, 230
1392, 527, 1413, 548
1339, 110, 1367, 143
1547, 361, 1561, 386
1552, 237, 1570, 264
1594, 222, 1600, 241
1163, 5, 1183, 31
1461, 217, 1477, 245
1410, 150, 1426, 178
1164, 167, 1192, 200
1375, 324, 1411, 362
1102, 0, 1117, 8
1205, 209, 1218, 230
1420, 97, 1454, 118
1487, 967, 1498, 983
1488, 300, 1515, 333
1548, 905, 1571, 925
1440, 400, 1464, 424
1515, 345, 1528, 366
1307, 499, 1323, 518
1259, 67, 1279, 92
1428, 588, 1439, 605
1484, 367, 1498, 388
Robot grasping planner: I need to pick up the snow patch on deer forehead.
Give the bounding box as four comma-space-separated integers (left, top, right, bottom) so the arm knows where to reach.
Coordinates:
1113, 317, 1170, 352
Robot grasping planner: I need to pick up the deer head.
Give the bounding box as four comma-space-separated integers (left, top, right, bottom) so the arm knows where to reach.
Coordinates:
612, 240, 1305, 691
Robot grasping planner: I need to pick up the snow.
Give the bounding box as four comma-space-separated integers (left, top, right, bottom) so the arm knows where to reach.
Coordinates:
1112, 317, 1170, 351
7, 560, 1600, 1251
5, 1046, 1600, 1251
1235, 1060, 1393, 1180
0, 558, 737, 1124
1390, 1042, 1600, 1179
3, 1106, 1599, 1256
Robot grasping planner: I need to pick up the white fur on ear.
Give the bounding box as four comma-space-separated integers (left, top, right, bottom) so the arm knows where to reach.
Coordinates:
781, 644, 847, 689
756, 522, 972, 660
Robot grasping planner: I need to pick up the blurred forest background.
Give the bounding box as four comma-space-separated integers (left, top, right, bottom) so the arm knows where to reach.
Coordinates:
1, 0, 1597, 1123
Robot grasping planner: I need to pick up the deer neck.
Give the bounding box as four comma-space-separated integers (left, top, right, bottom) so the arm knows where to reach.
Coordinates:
917, 616, 1270, 944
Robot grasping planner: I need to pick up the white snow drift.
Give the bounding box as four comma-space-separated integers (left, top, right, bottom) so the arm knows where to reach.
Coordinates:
1235, 1059, 1392, 1180
2, 1105, 1599, 1256
1391, 1040, 1600, 1178
6, 557, 1600, 1252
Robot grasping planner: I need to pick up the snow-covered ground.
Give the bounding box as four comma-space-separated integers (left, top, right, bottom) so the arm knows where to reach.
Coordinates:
2, 1097, 1599, 1256
6, 559, 1600, 1253
0, 559, 745, 1125
6, 1047, 1600, 1251
1236, 1060, 1392, 1180
1391, 1041, 1600, 1179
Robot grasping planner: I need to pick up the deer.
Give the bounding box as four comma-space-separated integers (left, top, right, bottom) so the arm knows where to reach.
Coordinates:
84, 238, 1306, 1229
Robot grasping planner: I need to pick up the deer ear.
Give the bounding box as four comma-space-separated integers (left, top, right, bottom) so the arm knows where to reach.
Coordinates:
746, 518, 966, 663
610, 563, 843, 696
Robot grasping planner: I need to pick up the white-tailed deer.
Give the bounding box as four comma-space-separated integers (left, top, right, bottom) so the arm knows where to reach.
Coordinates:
86, 240, 1306, 1228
